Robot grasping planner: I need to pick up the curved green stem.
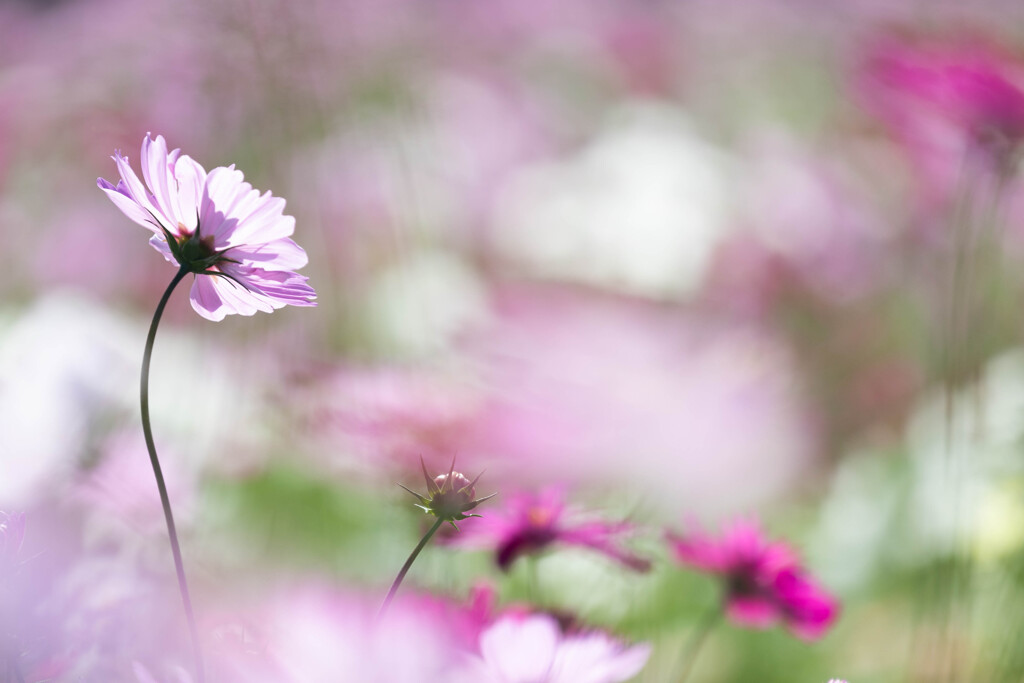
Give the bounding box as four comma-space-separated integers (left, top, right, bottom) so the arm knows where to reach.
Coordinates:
141, 265, 205, 683
676, 607, 721, 683
379, 517, 446, 619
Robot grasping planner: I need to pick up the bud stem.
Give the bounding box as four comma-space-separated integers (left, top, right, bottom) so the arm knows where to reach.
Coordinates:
378, 517, 446, 620
141, 264, 205, 683
675, 606, 720, 683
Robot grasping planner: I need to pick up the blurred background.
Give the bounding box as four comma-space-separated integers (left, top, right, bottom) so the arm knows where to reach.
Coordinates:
5, 0, 1024, 680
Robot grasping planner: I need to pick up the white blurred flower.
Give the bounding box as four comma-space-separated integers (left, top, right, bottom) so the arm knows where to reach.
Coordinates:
0, 294, 135, 504
813, 349, 1024, 590
0, 292, 262, 506
494, 101, 733, 298
362, 250, 489, 358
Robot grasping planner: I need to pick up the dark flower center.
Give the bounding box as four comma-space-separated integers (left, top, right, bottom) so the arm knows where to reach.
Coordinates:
726, 561, 767, 599
171, 223, 225, 273
496, 525, 558, 571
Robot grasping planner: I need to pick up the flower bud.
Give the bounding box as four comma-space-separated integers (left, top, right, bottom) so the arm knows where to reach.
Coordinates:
400, 458, 495, 529
428, 471, 477, 521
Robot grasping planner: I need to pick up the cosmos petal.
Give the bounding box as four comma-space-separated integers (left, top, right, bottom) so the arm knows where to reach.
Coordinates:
98, 178, 162, 233
189, 275, 228, 322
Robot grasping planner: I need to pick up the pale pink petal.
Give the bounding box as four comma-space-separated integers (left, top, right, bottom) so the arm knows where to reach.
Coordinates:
142, 134, 181, 228
97, 178, 162, 233
112, 152, 164, 226
230, 237, 309, 272
231, 267, 317, 307
199, 165, 248, 238
550, 635, 651, 683
210, 273, 276, 316
450, 655, 504, 683
220, 193, 294, 247
479, 614, 558, 681
226, 236, 308, 270
172, 154, 206, 232
202, 167, 263, 245
189, 275, 228, 322
148, 234, 177, 265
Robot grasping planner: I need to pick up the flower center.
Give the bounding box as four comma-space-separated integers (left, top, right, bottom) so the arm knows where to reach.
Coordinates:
526, 506, 556, 528
726, 561, 768, 599
173, 223, 224, 273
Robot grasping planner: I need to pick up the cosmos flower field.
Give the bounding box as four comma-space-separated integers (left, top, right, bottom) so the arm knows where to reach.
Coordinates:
4, 0, 1024, 681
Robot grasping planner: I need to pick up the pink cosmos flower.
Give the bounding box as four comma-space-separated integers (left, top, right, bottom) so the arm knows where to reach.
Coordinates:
451, 488, 650, 572
455, 612, 651, 683
667, 518, 838, 640
98, 133, 316, 321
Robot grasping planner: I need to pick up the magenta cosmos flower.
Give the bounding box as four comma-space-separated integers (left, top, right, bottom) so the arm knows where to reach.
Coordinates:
98, 134, 316, 321
859, 35, 1024, 175
452, 488, 650, 572
667, 518, 838, 640
455, 613, 651, 683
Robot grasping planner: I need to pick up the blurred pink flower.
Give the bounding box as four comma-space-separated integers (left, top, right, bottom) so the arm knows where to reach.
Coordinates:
258, 586, 474, 682
455, 612, 651, 683
98, 133, 316, 321
135, 584, 491, 682
734, 135, 889, 304
296, 365, 481, 470
871, 36, 1024, 148
73, 429, 196, 534
0, 510, 25, 568
457, 285, 816, 517
667, 519, 839, 640
452, 488, 650, 572
858, 34, 1024, 193
0, 506, 188, 681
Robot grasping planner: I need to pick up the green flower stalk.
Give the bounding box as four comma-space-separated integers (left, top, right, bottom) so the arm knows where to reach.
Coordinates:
98, 133, 317, 683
